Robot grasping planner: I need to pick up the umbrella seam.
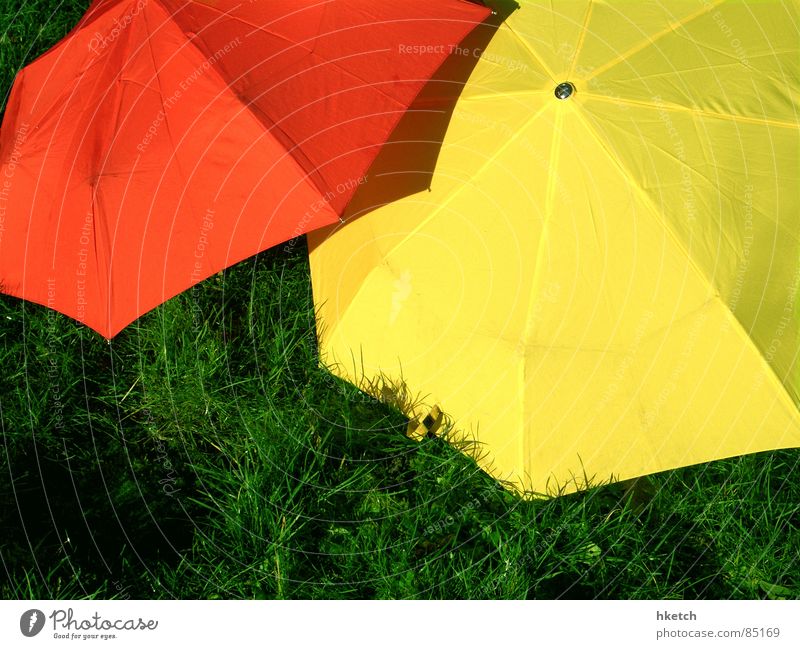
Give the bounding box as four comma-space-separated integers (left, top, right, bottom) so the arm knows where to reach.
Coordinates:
583, 0, 727, 83
585, 92, 800, 131
174, 0, 491, 206
571, 104, 800, 414
520, 102, 564, 482
153, 0, 334, 203
566, 0, 594, 81
713, 294, 800, 439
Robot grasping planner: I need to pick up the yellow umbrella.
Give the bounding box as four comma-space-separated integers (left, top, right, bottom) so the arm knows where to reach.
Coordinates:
308, 0, 800, 496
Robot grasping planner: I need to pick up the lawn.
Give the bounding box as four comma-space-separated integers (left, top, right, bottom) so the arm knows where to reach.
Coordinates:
1, 0, 799, 600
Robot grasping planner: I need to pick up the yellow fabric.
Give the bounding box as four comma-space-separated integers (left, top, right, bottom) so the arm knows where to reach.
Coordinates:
308, 0, 800, 496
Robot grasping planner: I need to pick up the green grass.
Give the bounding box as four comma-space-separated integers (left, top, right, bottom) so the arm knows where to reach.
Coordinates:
2, 0, 800, 600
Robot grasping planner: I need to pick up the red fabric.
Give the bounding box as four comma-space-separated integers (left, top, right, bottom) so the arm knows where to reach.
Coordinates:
0, 0, 489, 337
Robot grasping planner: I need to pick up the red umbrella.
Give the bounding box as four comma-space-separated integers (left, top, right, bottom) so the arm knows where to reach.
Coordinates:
0, 0, 489, 337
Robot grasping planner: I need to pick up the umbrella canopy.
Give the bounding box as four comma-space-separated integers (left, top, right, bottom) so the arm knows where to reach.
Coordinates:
309, 0, 800, 496
0, 0, 490, 338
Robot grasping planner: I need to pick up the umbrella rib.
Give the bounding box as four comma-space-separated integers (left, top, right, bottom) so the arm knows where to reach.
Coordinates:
139, 5, 197, 305
714, 295, 800, 434
583, 0, 726, 83
172, 0, 488, 209
86, 188, 110, 336
318, 102, 555, 371
567, 105, 800, 416
179, 0, 467, 108
577, 107, 758, 259
155, 1, 335, 201
566, 0, 594, 80
504, 23, 557, 84
180, 0, 322, 50
518, 103, 565, 476
524, 106, 563, 346
364, 101, 555, 268
583, 92, 800, 131
571, 104, 718, 300
458, 88, 547, 102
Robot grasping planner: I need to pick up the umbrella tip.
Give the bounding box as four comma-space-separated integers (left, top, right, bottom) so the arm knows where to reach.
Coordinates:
554, 82, 575, 100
